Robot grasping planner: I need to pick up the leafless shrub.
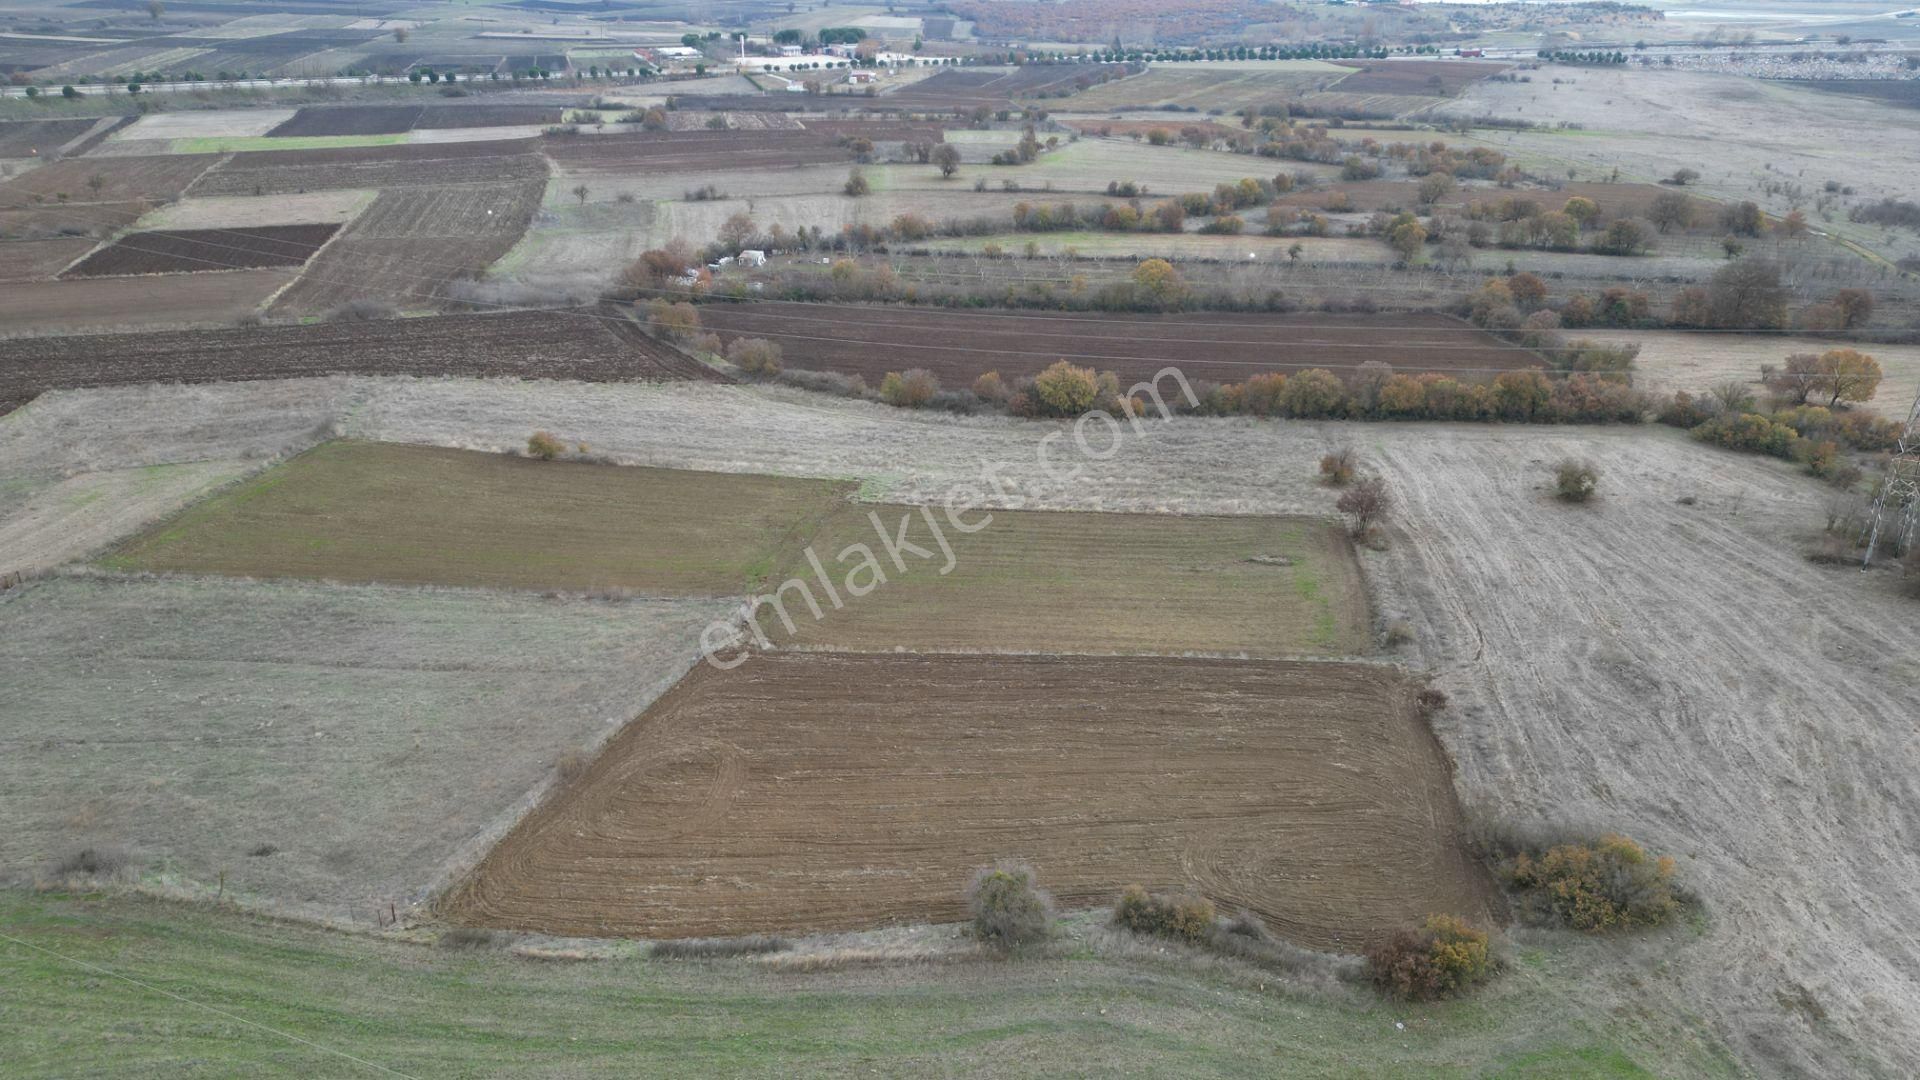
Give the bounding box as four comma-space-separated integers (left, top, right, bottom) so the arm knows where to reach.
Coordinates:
52, 846, 128, 877
555, 749, 591, 784
323, 298, 397, 322
1319, 447, 1355, 486
1336, 475, 1391, 536
1415, 688, 1450, 718
1383, 618, 1413, 647
438, 927, 499, 949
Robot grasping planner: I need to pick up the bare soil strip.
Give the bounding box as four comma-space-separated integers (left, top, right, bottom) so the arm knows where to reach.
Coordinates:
444, 651, 1495, 949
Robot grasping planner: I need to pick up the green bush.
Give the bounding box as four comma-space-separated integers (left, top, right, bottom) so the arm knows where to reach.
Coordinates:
1366, 914, 1492, 1001
967, 861, 1053, 949
1553, 459, 1598, 502
1112, 885, 1216, 944
526, 431, 563, 461
1504, 834, 1680, 931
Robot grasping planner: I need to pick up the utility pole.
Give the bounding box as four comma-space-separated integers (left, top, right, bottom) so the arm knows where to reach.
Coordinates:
1862, 382, 1920, 569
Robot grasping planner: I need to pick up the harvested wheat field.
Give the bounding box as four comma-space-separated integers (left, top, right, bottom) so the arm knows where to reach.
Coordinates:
61, 224, 338, 277
445, 651, 1493, 948
0, 574, 726, 923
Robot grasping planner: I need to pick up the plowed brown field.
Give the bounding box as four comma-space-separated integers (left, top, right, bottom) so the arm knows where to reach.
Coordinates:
697, 303, 1539, 384
445, 652, 1493, 948
61, 224, 338, 277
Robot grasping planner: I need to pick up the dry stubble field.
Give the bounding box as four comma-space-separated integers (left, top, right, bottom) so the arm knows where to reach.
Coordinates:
0, 575, 726, 923
445, 651, 1492, 948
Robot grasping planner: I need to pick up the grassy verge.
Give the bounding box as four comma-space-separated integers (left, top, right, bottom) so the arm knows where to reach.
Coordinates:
0, 890, 1738, 1078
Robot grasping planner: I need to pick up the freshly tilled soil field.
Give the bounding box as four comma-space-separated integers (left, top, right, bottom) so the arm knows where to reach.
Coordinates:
0, 308, 719, 414
696, 303, 1541, 385
268, 180, 543, 314
61, 224, 338, 277
188, 138, 546, 196
444, 651, 1494, 948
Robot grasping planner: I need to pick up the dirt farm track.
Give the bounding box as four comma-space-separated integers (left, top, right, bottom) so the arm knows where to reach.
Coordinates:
444, 652, 1495, 949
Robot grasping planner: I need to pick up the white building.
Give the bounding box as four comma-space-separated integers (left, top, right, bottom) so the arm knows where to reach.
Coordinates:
738, 249, 767, 267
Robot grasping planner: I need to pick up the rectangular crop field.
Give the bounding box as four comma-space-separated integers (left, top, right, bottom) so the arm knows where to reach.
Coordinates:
104, 441, 856, 595
0, 308, 721, 407
0, 575, 725, 922
444, 652, 1495, 948
0, 154, 216, 208
104, 442, 1365, 656
765, 506, 1368, 657
696, 304, 1540, 385
188, 138, 546, 196
61, 224, 337, 277
267, 180, 543, 314
0, 236, 93, 281
0, 118, 99, 158
1053, 63, 1346, 112
0, 270, 281, 334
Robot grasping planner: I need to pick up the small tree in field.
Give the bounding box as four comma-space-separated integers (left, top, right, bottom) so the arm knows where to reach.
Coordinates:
571, 183, 589, 205
966, 861, 1053, 950
1810, 348, 1883, 408
527, 431, 563, 460
843, 169, 870, 197
931, 143, 960, 178
1337, 475, 1391, 536
1553, 459, 1599, 502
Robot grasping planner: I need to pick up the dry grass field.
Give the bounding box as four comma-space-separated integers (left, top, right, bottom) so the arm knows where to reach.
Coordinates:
138, 188, 375, 230
0, 461, 255, 576
0, 574, 725, 923
445, 651, 1493, 948
1601, 329, 1920, 420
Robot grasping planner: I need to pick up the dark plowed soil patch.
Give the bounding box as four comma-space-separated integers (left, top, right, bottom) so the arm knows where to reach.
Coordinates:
696, 303, 1540, 385
189, 138, 545, 195
267, 105, 424, 137
416, 104, 564, 129
542, 129, 856, 173
444, 651, 1496, 949
0, 308, 720, 405
62, 224, 338, 277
